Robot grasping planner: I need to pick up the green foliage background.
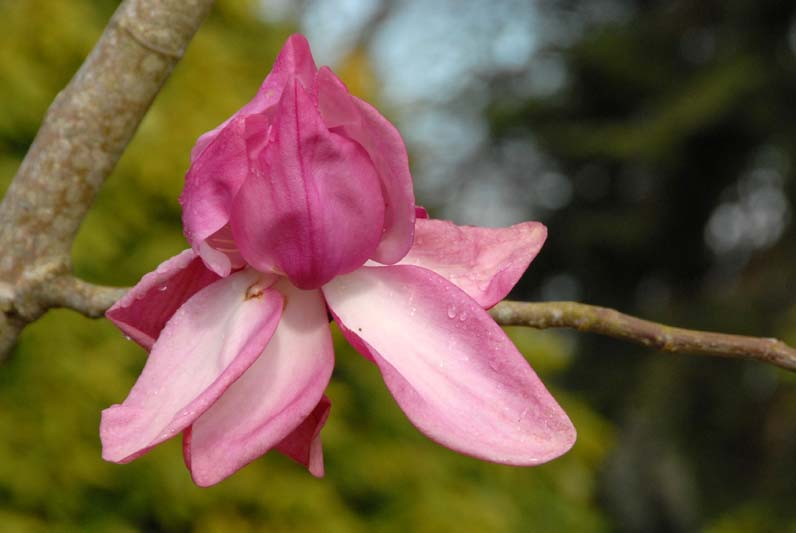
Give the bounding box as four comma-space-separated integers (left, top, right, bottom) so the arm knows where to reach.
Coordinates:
3, 1, 796, 531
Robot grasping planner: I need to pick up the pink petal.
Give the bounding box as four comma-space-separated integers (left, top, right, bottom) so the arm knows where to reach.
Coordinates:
316, 67, 415, 264
106, 250, 220, 350
260, 33, 318, 94
180, 117, 250, 269
101, 269, 283, 464
275, 395, 331, 477
398, 219, 547, 309
323, 265, 575, 466
415, 206, 429, 219
231, 78, 385, 289
189, 34, 318, 162
198, 224, 247, 277
184, 282, 334, 486
183, 35, 320, 272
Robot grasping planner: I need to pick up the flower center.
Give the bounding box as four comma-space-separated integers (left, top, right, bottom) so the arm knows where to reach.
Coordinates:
245, 273, 278, 300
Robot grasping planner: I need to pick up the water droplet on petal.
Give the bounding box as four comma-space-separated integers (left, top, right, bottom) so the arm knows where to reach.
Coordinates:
447, 305, 457, 319
123, 335, 131, 341
458, 311, 468, 321
158, 285, 168, 292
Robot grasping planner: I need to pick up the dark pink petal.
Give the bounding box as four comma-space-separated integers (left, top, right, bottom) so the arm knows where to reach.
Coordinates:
180, 117, 250, 271
314, 67, 358, 127
316, 67, 415, 264
184, 282, 334, 486
190, 34, 318, 162
106, 250, 220, 350
398, 219, 547, 308
323, 265, 575, 466
101, 269, 283, 464
415, 206, 429, 219
260, 33, 318, 94
231, 79, 385, 289
274, 395, 331, 478
183, 35, 320, 271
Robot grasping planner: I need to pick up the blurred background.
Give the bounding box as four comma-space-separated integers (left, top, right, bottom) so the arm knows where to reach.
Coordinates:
1, 0, 796, 531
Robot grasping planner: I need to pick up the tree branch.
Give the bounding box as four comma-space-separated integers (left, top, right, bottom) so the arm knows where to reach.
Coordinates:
43, 277, 128, 319
490, 300, 796, 372
0, 0, 214, 359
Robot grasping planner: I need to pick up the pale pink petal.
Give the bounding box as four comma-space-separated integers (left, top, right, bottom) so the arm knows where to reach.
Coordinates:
396, 219, 547, 308
101, 269, 283, 464
198, 224, 246, 277
231, 79, 385, 289
184, 282, 334, 486
274, 395, 331, 477
106, 250, 220, 350
316, 67, 415, 264
323, 265, 575, 466
190, 34, 318, 162
183, 392, 331, 480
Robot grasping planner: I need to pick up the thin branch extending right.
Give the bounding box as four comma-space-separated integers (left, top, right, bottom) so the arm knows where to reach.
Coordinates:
490, 300, 796, 372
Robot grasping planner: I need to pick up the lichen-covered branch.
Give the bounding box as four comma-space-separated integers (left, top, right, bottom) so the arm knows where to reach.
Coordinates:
490, 300, 796, 372
0, 0, 214, 359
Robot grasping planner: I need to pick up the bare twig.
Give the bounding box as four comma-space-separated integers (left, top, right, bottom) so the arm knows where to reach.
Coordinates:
490, 300, 796, 372
44, 277, 128, 319
0, 0, 214, 359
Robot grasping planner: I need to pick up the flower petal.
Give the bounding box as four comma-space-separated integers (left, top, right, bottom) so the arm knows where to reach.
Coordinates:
182, 36, 320, 273
101, 269, 283, 464
198, 224, 247, 277
180, 117, 250, 270
185, 282, 334, 486
260, 33, 318, 94
231, 78, 385, 289
316, 67, 415, 264
106, 250, 220, 350
323, 265, 575, 466
189, 34, 317, 162
397, 219, 547, 308
275, 395, 331, 478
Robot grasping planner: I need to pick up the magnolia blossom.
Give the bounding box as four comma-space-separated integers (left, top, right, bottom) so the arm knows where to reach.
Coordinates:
101, 34, 575, 487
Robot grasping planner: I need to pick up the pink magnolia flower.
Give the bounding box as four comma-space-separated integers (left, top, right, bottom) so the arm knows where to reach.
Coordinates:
101, 34, 575, 487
